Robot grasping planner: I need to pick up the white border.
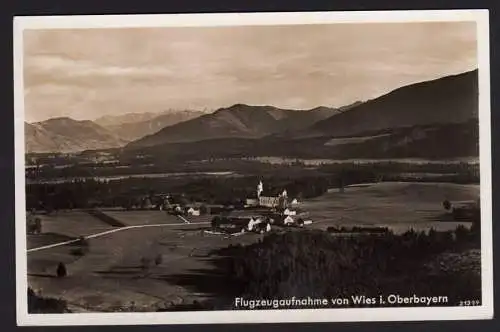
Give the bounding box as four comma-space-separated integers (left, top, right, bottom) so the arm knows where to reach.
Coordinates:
14, 10, 493, 326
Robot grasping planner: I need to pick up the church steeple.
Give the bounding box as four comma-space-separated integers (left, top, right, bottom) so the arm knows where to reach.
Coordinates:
257, 180, 263, 198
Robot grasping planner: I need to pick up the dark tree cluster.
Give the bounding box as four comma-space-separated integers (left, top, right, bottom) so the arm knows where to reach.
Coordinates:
28, 288, 69, 313
218, 226, 481, 307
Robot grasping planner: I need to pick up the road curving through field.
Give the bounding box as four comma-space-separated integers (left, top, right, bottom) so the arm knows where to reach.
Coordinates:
27, 220, 210, 253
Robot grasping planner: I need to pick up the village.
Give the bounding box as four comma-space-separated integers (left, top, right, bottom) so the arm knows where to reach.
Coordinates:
206, 181, 313, 235
26, 180, 313, 237
27, 176, 482, 238
125, 180, 313, 235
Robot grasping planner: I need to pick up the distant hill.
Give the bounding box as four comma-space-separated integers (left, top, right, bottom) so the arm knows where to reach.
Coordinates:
127, 104, 339, 148
98, 110, 205, 141
25, 117, 127, 153
306, 70, 478, 138
95, 112, 162, 127
131, 120, 478, 161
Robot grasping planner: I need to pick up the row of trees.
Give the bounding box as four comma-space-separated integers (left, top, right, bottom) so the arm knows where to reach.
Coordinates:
27, 154, 479, 183
25, 173, 337, 211
26, 159, 478, 212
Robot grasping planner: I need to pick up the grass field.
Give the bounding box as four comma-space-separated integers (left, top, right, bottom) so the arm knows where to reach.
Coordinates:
27, 210, 262, 312
26, 182, 480, 312
302, 182, 478, 234
27, 211, 116, 249
99, 210, 188, 226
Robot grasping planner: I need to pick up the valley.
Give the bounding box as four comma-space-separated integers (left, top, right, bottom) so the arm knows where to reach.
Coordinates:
24, 69, 482, 313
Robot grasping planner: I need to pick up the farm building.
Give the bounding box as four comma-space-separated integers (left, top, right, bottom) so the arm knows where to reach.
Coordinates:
270, 213, 313, 227
212, 211, 271, 233
280, 215, 295, 226
187, 207, 200, 216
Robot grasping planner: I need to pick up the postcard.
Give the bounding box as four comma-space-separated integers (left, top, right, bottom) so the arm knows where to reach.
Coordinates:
13, 9, 492, 325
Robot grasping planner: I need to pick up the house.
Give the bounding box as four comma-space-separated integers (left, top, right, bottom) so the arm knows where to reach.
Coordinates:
283, 215, 295, 226
273, 214, 313, 227
213, 211, 266, 233
291, 198, 299, 205
284, 208, 296, 216
273, 215, 295, 226
245, 217, 263, 231
213, 216, 250, 232
301, 218, 313, 225
187, 207, 200, 216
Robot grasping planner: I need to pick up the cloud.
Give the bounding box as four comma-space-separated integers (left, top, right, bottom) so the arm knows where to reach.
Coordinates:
22, 22, 478, 122
25, 55, 176, 83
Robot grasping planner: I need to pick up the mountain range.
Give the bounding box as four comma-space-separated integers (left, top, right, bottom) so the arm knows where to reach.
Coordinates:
95, 110, 205, 141
127, 104, 340, 148
25, 118, 127, 154
127, 69, 479, 160
25, 110, 206, 153
25, 69, 478, 159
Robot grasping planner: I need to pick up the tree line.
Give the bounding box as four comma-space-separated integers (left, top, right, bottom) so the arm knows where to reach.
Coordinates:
26, 168, 380, 211
215, 225, 481, 308
25, 159, 478, 212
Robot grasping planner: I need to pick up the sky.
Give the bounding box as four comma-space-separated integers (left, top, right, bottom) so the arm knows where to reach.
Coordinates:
23, 21, 477, 123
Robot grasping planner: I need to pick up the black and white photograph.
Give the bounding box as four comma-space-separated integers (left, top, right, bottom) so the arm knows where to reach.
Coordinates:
14, 10, 493, 325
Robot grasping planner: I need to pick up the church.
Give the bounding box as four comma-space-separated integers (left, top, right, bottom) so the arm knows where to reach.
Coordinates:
245, 181, 290, 209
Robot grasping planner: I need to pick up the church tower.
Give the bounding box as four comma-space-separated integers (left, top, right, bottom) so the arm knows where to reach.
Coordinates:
257, 180, 263, 199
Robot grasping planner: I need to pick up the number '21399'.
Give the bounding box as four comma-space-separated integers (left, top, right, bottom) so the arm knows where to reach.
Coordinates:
459, 300, 480, 306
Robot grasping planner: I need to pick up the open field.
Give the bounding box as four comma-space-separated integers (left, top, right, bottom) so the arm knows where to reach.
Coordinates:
27, 211, 116, 249
27, 211, 262, 312
27, 181, 480, 311
98, 210, 193, 226
302, 182, 478, 234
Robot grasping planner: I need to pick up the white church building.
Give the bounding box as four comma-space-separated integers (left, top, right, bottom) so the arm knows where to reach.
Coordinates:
246, 180, 295, 209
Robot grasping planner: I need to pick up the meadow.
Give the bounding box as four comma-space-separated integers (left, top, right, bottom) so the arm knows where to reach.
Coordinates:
26, 181, 480, 312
